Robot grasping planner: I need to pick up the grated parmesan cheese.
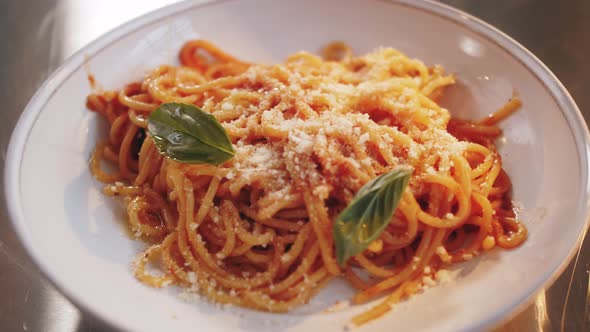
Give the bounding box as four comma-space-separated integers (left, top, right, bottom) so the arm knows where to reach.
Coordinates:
435, 269, 453, 284
289, 131, 314, 154
250, 146, 274, 165
221, 102, 234, 111
462, 253, 474, 261
187, 272, 197, 284
436, 246, 452, 263
422, 276, 436, 287
280, 254, 291, 263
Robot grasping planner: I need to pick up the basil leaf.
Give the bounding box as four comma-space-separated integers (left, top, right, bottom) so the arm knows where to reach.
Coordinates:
147, 103, 235, 165
334, 167, 412, 266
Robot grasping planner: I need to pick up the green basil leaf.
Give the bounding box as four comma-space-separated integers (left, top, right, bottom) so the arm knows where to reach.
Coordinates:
334, 167, 412, 266
147, 103, 235, 165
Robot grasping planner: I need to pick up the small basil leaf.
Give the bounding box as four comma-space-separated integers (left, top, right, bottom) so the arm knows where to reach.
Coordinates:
147, 103, 235, 165
334, 167, 412, 266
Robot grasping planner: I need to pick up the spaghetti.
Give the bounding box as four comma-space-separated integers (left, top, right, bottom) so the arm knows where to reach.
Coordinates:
87, 40, 526, 325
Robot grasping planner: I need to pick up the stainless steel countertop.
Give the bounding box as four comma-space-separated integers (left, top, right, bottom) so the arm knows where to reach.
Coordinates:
1, 1, 588, 331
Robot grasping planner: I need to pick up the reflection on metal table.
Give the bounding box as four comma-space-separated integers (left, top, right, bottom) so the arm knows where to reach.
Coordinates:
0, 0, 588, 331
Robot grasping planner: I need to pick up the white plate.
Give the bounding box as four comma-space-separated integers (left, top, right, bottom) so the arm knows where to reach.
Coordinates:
5, 0, 590, 331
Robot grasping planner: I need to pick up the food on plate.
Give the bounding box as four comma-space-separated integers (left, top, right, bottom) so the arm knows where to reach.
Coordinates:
87, 40, 526, 325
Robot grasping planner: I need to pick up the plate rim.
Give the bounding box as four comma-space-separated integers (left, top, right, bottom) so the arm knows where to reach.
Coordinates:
4, 0, 590, 331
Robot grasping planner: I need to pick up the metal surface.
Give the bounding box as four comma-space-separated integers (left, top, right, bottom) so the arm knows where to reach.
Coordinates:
0, 0, 588, 331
